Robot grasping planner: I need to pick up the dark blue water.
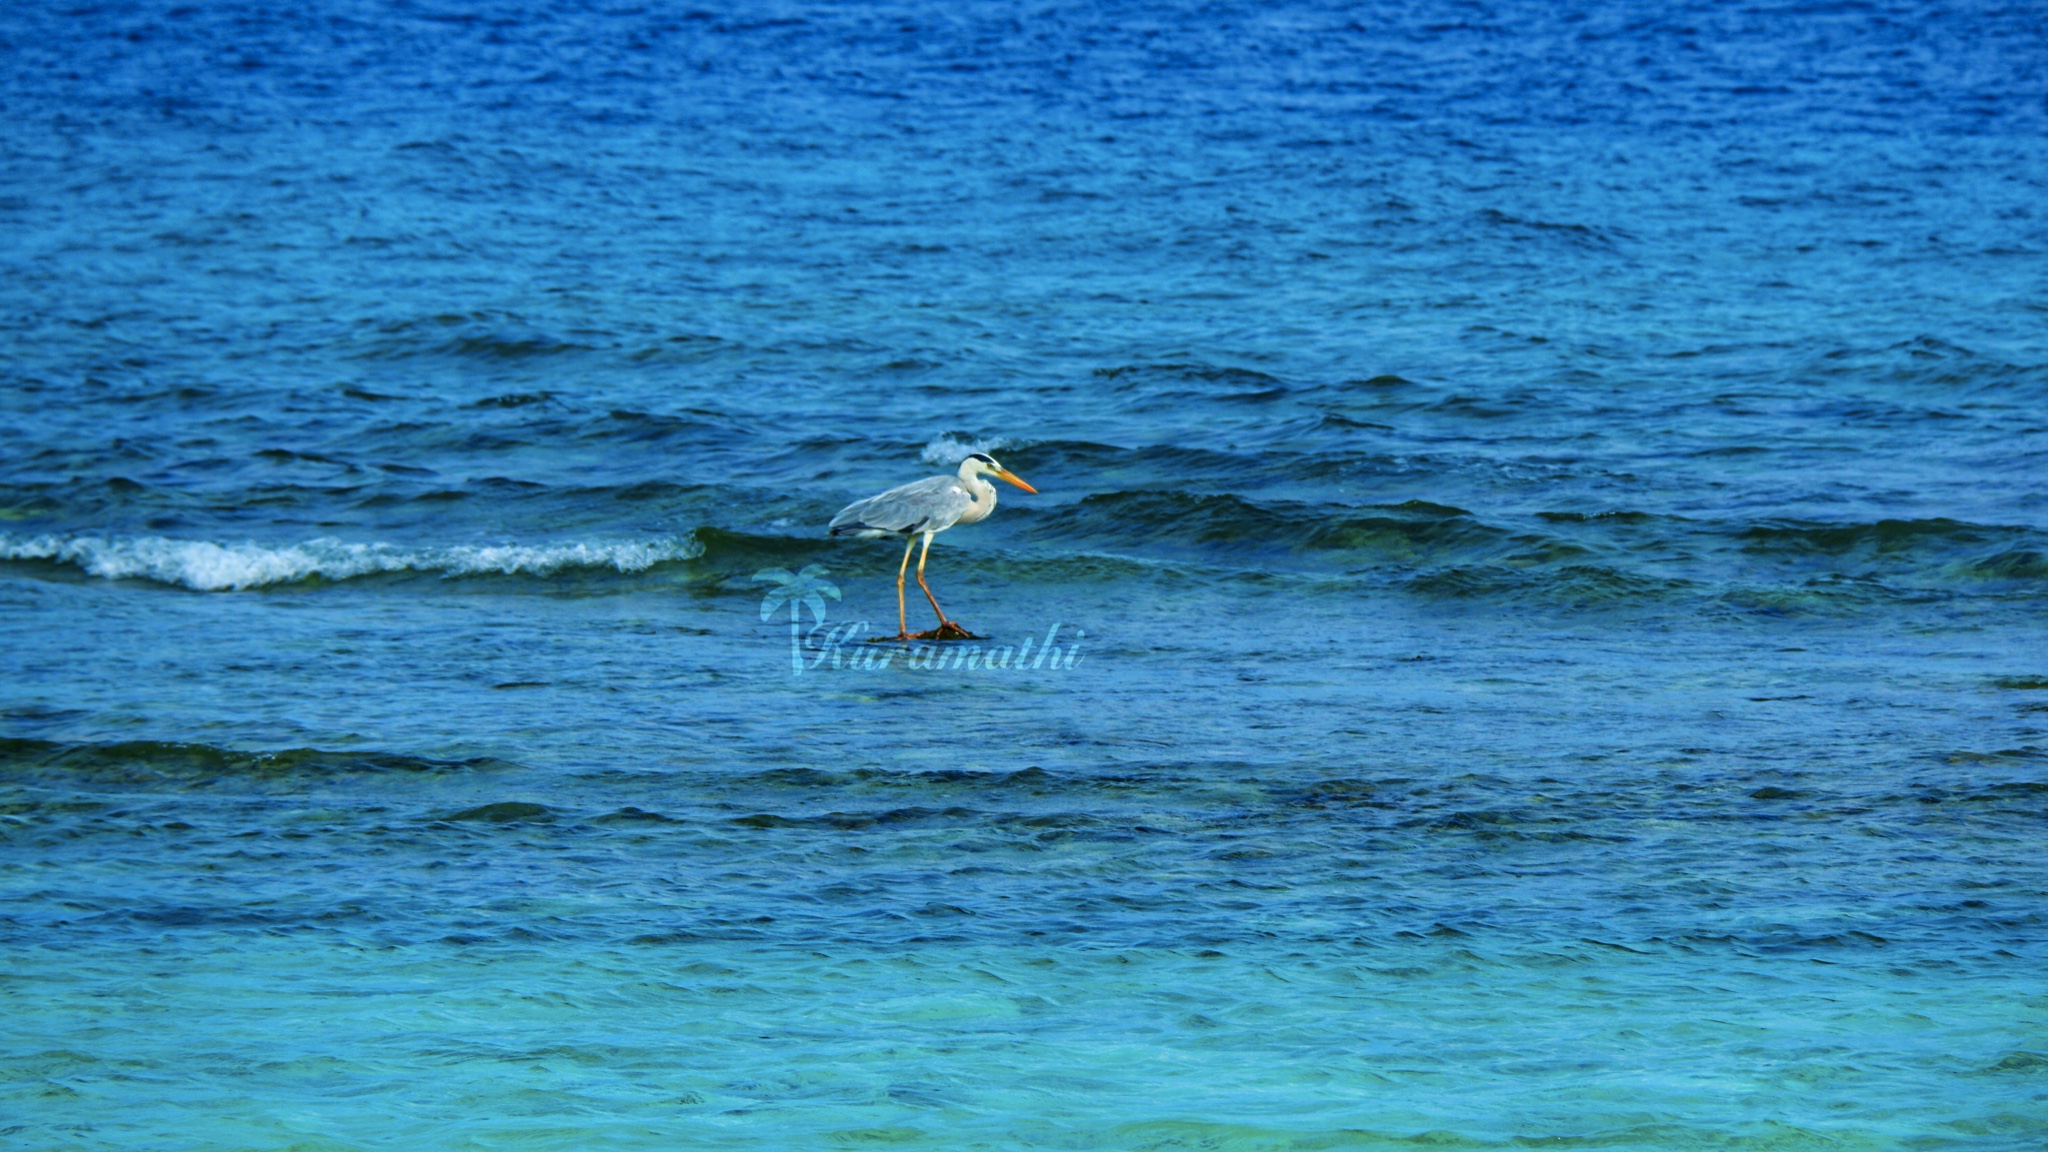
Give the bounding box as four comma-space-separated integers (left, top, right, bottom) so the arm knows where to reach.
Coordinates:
5, 2, 2047, 1148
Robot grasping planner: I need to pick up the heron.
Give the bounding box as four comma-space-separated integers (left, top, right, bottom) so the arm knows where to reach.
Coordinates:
829, 452, 1038, 641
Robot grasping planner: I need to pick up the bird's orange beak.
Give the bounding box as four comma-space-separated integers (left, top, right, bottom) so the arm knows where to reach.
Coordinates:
994, 468, 1038, 494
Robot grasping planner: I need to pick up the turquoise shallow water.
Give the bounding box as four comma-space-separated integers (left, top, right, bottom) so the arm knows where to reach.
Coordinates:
4, 1, 2047, 1148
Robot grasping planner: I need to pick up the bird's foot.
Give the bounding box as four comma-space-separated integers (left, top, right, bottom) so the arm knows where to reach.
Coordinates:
913, 621, 981, 641
869, 631, 918, 644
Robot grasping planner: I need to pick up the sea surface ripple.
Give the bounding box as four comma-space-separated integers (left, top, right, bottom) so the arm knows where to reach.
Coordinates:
3, 2, 2046, 1149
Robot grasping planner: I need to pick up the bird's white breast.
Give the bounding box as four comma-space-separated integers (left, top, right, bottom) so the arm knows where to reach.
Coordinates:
953, 478, 996, 526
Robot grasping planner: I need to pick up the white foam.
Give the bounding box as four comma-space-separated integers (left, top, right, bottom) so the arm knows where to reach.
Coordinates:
0, 532, 704, 591
919, 434, 1011, 466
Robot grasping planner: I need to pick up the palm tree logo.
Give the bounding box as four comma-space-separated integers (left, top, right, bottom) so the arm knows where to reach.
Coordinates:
754, 565, 841, 673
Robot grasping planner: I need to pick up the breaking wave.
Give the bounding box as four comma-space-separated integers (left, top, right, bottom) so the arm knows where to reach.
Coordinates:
0, 532, 703, 591
920, 433, 1011, 466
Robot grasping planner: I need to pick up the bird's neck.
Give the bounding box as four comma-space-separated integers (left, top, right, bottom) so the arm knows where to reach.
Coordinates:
956, 470, 997, 524
956, 463, 994, 502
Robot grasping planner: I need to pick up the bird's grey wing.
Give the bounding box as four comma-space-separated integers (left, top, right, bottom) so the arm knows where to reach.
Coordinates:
830, 476, 972, 535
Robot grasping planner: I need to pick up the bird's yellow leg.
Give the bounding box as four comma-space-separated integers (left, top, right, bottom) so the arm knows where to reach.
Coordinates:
914, 533, 951, 627
911, 534, 981, 640
894, 533, 918, 640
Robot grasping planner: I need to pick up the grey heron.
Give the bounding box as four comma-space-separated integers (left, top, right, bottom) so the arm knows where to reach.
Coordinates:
829, 452, 1038, 641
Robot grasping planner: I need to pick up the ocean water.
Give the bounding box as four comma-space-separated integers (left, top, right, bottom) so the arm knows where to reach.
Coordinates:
4, 1, 2047, 1148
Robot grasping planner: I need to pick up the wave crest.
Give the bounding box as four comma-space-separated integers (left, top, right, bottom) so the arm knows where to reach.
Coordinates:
0, 532, 703, 591
920, 433, 1010, 466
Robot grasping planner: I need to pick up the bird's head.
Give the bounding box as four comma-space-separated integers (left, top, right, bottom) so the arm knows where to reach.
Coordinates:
963, 452, 1038, 493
